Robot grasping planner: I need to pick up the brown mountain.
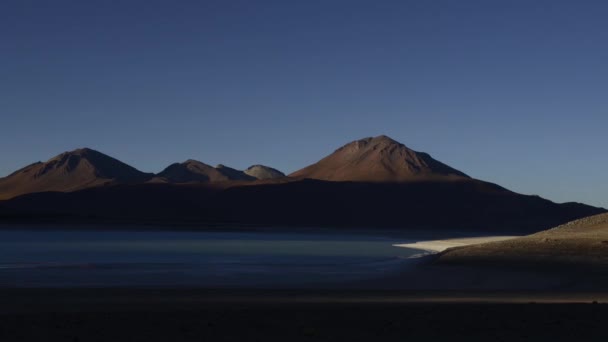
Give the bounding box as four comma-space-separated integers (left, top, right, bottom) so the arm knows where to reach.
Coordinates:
290, 135, 469, 182
157, 160, 255, 183
0, 148, 152, 200
244, 165, 286, 180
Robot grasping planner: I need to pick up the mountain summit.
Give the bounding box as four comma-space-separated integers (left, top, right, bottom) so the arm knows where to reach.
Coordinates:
290, 135, 469, 182
0, 148, 152, 199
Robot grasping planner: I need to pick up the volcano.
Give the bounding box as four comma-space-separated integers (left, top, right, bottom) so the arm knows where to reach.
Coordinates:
290, 135, 469, 182
0, 148, 152, 200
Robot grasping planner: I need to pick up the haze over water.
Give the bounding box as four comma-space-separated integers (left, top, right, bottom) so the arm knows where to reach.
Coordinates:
0, 228, 426, 288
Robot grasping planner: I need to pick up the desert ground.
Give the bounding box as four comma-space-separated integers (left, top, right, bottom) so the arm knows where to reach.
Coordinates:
437, 213, 608, 268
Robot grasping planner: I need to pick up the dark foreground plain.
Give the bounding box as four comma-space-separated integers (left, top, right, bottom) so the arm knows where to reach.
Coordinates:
1, 288, 608, 342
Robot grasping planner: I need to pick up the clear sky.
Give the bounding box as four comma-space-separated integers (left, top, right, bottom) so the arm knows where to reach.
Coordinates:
1, 0, 607, 207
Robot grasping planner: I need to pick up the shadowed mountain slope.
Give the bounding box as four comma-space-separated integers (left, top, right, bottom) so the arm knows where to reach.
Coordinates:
290, 135, 469, 182
0, 148, 152, 200
216, 164, 256, 181
1, 178, 604, 233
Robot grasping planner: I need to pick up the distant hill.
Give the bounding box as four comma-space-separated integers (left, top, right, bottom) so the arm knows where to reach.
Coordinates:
244, 165, 286, 180
290, 135, 469, 182
0, 148, 152, 200
157, 160, 255, 183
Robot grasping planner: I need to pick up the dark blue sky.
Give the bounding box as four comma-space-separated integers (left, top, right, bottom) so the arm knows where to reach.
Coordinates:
1, 0, 607, 207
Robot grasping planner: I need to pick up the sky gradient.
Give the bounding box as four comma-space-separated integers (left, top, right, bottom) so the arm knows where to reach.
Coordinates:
1, 0, 607, 207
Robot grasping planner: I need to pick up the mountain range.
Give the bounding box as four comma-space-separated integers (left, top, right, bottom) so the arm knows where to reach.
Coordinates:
0, 150, 285, 200
0, 135, 604, 232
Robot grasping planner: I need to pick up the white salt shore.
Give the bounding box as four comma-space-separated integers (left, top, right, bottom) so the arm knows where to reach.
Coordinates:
394, 236, 519, 253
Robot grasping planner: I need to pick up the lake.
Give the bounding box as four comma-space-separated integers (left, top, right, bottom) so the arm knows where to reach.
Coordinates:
0, 228, 430, 288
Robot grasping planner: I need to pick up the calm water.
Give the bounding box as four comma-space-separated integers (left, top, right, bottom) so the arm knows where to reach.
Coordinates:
0, 228, 426, 288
